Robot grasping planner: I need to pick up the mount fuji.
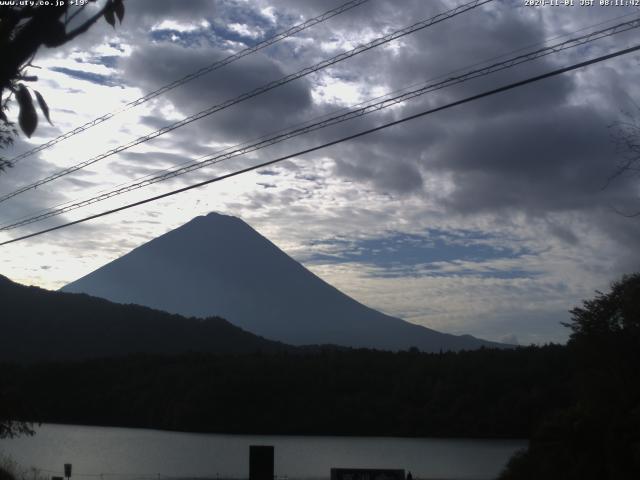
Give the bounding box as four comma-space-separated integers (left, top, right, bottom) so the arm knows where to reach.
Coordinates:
62, 213, 507, 351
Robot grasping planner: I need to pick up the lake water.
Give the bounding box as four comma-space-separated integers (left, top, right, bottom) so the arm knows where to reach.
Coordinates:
0, 424, 526, 480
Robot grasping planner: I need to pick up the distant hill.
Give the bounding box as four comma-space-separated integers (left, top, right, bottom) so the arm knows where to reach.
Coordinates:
0, 274, 285, 362
62, 212, 509, 352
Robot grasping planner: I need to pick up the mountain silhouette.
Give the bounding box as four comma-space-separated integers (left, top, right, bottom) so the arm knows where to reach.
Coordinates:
62, 213, 508, 351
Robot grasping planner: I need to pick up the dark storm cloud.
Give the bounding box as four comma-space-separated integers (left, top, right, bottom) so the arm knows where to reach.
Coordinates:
123, 0, 218, 23
122, 41, 313, 143
334, 154, 423, 194
267, 0, 443, 34
433, 106, 618, 214
546, 221, 580, 246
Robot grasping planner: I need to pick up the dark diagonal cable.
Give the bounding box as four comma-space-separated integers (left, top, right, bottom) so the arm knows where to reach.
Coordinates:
2, 43, 639, 246
0, 0, 492, 205
3, 15, 638, 231
6, 0, 371, 165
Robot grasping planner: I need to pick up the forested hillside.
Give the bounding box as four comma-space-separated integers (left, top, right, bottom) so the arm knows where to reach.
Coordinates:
0, 274, 285, 362
1, 345, 570, 438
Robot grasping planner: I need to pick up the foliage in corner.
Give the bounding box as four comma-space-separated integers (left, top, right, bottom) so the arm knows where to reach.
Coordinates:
565, 272, 640, 341
0, 378, 35, 440
0, 455, 48, 480
499, 273, 640, 480
0, 121, 17, 172
0, 419, 33, 440
0, 0, 125, 158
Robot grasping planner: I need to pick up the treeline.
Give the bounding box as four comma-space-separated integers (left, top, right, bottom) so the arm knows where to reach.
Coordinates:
1, 345, 571, 439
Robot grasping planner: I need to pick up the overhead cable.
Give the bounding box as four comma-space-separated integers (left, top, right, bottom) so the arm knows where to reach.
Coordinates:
2, 42, 639, 246
0, 0, 492, 205
6, 0, 371, 165
3, 15, 639, 231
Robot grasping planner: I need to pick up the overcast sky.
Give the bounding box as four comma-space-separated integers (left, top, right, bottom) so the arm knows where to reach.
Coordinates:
1, 0, 640, 345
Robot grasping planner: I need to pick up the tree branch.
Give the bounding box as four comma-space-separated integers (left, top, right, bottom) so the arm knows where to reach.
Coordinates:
65, 4, 88, 27
62, 0, 114, 44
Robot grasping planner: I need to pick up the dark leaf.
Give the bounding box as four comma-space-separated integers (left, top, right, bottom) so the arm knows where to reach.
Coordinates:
34, 90, 53, 125
43, 20, 67, 47
16, 84, 37, 138
104, 4, 116, 28
114, 0, 125, 23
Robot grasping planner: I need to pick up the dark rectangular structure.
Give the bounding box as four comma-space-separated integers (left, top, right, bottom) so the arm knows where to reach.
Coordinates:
331, 468, 405, 480
249, 445, 274, 480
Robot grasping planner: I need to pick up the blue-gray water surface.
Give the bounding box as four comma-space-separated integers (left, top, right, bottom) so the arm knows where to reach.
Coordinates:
0, 424, 526, 480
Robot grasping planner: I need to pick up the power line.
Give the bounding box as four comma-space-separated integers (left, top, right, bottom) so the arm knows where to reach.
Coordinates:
2, 43, 638, 247
21, 2, 636, 228
3, 15, 638, 231
4, 3, 636, 231
6, 0, 371, 165
0, 0, 492, 205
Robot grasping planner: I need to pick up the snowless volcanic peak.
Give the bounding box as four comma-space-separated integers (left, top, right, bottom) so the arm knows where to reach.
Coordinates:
62, 212, 508, 352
